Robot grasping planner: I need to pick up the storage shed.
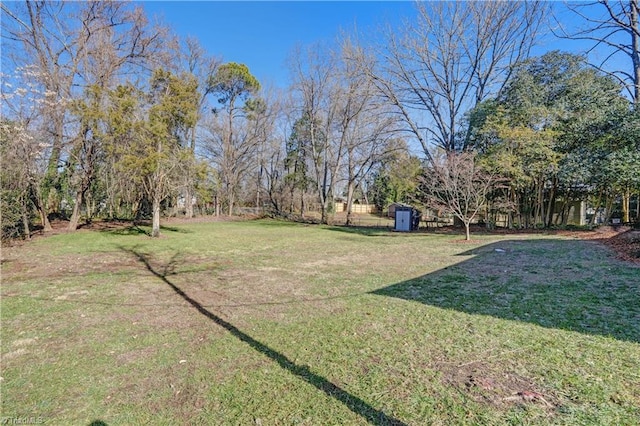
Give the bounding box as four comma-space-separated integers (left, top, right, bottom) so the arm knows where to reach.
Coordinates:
394, 205, 421, 232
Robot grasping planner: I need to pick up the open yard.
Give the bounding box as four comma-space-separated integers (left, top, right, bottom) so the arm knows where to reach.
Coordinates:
1, 219, 639, 425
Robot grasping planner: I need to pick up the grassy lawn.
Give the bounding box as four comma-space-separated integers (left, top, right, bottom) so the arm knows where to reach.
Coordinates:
1, 219, 639, 425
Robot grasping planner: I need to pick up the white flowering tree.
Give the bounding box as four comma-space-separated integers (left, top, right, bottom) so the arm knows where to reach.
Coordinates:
1, 68, 61, 237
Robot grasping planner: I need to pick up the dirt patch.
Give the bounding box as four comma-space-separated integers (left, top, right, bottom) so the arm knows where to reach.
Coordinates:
438, 361, 558, 410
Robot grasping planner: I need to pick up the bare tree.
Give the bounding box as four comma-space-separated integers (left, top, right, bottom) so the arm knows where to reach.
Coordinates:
338, 40, 400, 225
0, 62, 64, 233
262, 118, 289, 215
244, 87, 284, 212
282, 95, 310, 217
420, 151, 502, 241
173, 37, 221, 218
289, 44, 345, 224
1, 1, 79, 230
554, 0, 640, 105
366, 1, 549, 157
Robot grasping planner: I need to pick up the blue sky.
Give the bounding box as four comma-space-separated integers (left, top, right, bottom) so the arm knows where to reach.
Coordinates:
141, 1, 428, 87
2, 1, 624, 92
139, 2, 626, 90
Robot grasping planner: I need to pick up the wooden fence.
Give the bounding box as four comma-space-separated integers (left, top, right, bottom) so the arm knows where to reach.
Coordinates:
334, 203, 377, 214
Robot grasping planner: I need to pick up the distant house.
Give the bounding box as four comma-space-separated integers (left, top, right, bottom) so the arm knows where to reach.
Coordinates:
483, 200, 587, 228
552, 200, 587, 226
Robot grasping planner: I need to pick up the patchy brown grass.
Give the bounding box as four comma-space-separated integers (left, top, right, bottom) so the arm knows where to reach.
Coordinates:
2, 219, 639, 424
20, 214, 640, 265
439, 360, 558, 410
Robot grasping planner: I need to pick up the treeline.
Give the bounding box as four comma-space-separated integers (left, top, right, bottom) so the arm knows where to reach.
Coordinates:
1, 1, 639, 240
472, 52, 640, 229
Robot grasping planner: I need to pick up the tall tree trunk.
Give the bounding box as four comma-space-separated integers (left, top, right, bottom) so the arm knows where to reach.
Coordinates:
226, 105, 235, 217
522, 192, 529, 228
68, 190, 84, 231
185, 186, 194, 218
228, 191, 234, 216
604, 196, 614, 223
38, 205, 51, 231
508, 189, 515, 229
86, 192, 94, 225
545, 177, 557, 228
151, 196, 161, 238
41, 117, 65, 226
590, 190, 603, 225
256, 163, 262, 211
558, 196, 570, 226
345, 180, 355, 226
535, 178, 543, 226
185, 130, 197, 219
320, 193, 329, 225
21, 198, 31, 240
68, 128, 96, 231
464, 221, 471, 241
622, 188, 630, 223
256, 186, 260, 211
68, 164, 94, 231
33, 186, 52, 232
319, 149, 330, 225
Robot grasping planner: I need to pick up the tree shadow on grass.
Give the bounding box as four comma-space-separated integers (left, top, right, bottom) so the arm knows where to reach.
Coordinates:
121, 247, 406, 425
324, 226, 395, 237
250, 219, 314, 227
101, 225, 149, 236
101, 224, 192, 236
158, 225, 192, 233
372, 239, 640, 343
